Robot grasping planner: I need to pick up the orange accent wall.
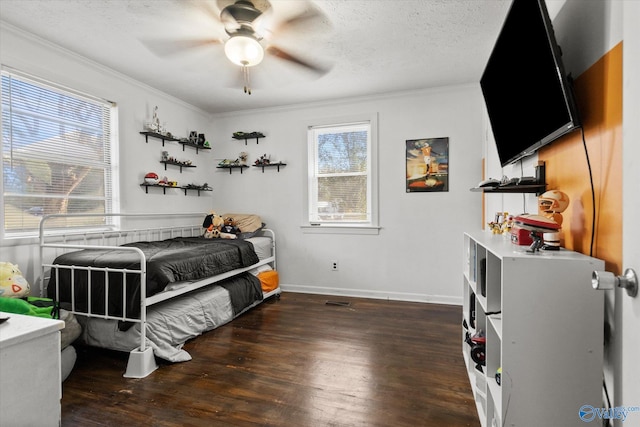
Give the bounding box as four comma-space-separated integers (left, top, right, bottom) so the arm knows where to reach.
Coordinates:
538, 42, 622, 273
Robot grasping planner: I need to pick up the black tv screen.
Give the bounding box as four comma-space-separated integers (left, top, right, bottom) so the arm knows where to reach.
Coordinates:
480, 0, 581, 167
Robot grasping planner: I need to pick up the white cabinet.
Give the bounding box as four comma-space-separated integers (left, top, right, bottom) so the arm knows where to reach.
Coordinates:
0, 312, 65, 427
462, 232, 604, 427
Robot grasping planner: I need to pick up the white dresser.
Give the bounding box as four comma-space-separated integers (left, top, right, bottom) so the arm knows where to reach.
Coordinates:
0, 311, 65, 427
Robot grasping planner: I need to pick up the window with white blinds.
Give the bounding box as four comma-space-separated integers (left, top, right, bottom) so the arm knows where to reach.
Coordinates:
1, 68, 117, 238
307, 119, 376, 226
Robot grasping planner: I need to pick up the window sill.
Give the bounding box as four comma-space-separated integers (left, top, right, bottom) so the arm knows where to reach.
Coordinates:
301, 225, 380, 235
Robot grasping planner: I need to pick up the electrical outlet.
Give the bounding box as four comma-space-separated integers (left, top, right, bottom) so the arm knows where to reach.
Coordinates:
331, 260, 339, 271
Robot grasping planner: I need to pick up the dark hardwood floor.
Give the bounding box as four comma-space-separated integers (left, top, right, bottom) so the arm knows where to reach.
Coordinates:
60, 292, 480, 427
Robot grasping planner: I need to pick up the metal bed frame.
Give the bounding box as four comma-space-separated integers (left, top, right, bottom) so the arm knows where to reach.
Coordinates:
39, 212, 278, 378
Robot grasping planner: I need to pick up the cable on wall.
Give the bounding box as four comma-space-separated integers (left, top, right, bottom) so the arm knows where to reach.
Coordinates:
580, 127, 596, 257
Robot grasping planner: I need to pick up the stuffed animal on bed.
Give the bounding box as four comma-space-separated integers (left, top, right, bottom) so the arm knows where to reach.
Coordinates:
0, 261, 30, 298
204, 224, 221, 238
221, 217, 241, 235
202, 211, 238, 239
202, 211, 224, 236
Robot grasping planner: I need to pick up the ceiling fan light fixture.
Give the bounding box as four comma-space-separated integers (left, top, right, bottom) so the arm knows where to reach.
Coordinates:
224, 35, 264, 66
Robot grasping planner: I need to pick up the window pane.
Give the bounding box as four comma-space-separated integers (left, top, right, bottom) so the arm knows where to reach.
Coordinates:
309, 121, 371, 225
2, 70, 115, 236
317, 131, 367, 174
317, 175, 368, 221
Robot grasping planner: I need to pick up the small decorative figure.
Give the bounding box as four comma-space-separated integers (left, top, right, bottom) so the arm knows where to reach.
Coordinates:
239, 152, 249, 165
487, 211, 512, 235
254, 154, 271, 165
189, 131, 198, 144
538, 190, 569, 250
513, 214, 561, 253
144, 172, 159, 185
152, 106, 160, 132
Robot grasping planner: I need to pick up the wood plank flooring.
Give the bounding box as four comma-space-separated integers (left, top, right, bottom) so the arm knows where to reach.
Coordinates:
60, 292, 480, 427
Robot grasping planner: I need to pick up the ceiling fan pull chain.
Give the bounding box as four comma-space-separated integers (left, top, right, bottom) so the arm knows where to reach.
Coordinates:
242, 63, 252, 95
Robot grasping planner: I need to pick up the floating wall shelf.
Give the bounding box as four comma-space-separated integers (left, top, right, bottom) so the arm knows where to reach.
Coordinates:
216, 165, 249, 174
160, 160, 196, 172
470, 183, 547, 195
140, 183, 212, 196
469, 162, 547, 196
179, 141, 211, 154
253, 162, 286, 172
140, 131, 179, 146
232, 132, 265, 145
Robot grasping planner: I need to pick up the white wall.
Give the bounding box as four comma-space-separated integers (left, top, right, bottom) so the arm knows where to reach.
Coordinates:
0, 23, 217, 294
209, 86, 484, 304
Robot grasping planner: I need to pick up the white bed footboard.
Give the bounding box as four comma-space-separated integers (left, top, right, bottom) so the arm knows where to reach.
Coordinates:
39, 212, 277, 378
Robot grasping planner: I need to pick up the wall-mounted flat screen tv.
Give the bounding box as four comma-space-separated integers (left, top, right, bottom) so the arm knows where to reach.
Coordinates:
480, 0, 581, 167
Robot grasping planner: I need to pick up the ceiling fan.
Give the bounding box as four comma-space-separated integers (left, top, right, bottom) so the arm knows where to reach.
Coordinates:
144, 0, 331, 95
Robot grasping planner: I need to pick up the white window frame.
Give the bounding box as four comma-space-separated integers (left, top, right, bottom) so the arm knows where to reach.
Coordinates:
1, 67, 120, 243
303, 113, 379, 235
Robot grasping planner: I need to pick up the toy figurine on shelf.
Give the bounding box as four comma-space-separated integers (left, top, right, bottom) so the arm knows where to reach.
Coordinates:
513, 213, 561, 253
239, 152, 249, 165
487, 211, 512, 235
254, 154, 271, 165
152, 106, 161, 132
538, 190, 569, 250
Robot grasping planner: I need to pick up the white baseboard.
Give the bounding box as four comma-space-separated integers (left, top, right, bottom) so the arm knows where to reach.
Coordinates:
279, 283, 463, 306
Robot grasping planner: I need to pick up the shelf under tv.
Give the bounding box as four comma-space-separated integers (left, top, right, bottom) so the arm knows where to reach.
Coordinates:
470, 183, 547, 195
470, 161, 546, 195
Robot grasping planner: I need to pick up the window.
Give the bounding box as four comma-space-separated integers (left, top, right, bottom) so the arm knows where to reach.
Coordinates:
306, 114, 378, 233
1, 68, 118, 239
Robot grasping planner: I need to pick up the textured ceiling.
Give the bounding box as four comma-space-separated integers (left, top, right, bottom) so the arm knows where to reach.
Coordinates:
0, 0, 514, 114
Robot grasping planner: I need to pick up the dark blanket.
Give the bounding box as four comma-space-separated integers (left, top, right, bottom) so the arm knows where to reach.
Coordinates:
219, 273, 263, 315
47, 237, 259, 318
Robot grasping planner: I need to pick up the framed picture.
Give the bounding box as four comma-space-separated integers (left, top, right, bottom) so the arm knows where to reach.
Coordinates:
406, 137, 449, 192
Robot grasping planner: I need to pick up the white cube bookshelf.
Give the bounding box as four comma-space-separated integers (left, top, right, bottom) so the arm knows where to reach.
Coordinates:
462, 231, 604, 427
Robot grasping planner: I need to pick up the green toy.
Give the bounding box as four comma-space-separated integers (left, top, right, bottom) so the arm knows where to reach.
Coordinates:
0, 262, 58, 318
0, 296, 54, 318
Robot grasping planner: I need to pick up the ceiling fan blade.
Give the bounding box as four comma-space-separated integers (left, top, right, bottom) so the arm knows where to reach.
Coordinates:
141, 38, 223, 57
265, 45, 331, 74
271, 2, 330, 36
189, 0, 226, 25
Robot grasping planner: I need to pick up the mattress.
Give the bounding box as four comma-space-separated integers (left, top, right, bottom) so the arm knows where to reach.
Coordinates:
245, 236, 272, 260
77, 272, 263, 362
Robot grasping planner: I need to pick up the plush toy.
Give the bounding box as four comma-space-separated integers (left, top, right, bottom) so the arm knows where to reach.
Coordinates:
221, 217, 241, 235
0, 296, 54, 318
203, 224, 221, 239
0, 262, 61, 318
202, 211, 239, 239
202, 211, 224, 235
0, 262, 30, 298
